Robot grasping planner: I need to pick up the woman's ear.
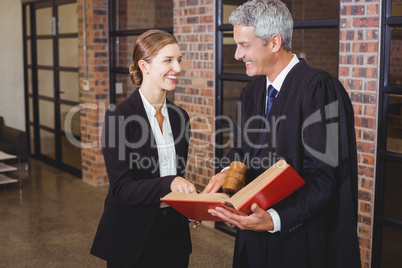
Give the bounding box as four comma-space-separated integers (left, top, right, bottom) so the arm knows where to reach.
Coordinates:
270, 34, 283, 53
138, 60, 149, 75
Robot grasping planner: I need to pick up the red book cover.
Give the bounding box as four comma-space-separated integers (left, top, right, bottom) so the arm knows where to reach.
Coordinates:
161, 159, 305, 221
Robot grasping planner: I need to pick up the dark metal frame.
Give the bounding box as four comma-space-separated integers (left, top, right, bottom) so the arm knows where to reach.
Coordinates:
214, 0, 340, 236
22, 0, 81, 177
108, 0, 173, 105
372, 1, 402, 266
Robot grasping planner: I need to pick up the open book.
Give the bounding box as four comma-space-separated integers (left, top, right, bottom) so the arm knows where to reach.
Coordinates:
161, 159, 305, 221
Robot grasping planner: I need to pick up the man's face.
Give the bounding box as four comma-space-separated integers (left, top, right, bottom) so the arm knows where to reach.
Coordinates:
233, 25, 272, 77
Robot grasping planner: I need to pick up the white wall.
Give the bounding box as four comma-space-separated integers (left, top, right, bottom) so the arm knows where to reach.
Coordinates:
0, 0, 25, 131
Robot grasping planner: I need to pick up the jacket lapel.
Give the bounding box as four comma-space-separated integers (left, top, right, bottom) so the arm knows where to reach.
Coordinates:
248, 78, 267, 157
128, 89, 160, 178
167, 99, 187, 175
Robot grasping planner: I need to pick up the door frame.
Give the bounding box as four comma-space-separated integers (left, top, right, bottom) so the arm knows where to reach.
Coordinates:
23, 0, 81, 177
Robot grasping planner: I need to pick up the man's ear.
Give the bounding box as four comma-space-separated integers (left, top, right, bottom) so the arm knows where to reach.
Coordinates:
270, 34, 283, 53
138, 59, 149, 74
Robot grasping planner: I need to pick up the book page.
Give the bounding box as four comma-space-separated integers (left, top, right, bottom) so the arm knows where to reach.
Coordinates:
162, 192, 231, 203
230, 160, 288, 208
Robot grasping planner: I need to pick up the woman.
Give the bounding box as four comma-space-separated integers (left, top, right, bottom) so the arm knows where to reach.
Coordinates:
91, 29, 198, 267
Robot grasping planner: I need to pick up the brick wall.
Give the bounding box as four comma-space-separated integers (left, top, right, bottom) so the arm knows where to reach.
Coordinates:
173, 0, 215, 187
78, 0, 109, 186
339, 1, 380, 267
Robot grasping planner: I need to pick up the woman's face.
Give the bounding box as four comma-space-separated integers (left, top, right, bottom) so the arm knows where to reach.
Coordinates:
145, 43, 182, 91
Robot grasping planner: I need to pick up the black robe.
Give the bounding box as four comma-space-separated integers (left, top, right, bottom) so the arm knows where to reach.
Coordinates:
227, 59, 361, 268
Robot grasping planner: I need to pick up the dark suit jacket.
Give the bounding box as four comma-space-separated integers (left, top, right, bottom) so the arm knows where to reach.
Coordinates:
90, 89, 191, 266
227, 60, 361, 268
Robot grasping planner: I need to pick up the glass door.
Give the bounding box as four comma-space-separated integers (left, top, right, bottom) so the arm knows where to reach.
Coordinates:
24, 0, 81, 176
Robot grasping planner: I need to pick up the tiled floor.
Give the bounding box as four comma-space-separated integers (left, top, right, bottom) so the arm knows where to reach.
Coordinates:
0, 159, 235, 268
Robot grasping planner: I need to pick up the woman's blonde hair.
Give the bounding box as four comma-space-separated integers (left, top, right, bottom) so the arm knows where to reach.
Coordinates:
129, 29, 179, 85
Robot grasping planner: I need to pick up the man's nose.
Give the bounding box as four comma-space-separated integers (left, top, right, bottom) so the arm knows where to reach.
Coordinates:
234, 46, 244, 61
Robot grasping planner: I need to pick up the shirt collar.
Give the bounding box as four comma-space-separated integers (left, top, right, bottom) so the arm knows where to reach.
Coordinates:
266, 54, 300, 94
139, 89, 167, 117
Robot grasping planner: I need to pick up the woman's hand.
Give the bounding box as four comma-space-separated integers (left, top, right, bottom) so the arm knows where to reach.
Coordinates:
170, 176, 197, 193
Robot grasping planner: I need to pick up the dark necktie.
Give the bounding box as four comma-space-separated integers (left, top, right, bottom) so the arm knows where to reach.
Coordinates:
266, 85, 278, 117
251, 85, 278, 157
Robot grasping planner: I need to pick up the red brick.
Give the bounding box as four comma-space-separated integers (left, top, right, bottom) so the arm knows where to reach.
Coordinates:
357, 141, 375, 154
339, 66, 350, 76
358, 165, 375, 178
364, 105, 376, 117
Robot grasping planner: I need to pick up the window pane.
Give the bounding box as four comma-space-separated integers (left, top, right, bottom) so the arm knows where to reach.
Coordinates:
59, 38, 78, 68
37, 39, 53, 66
383, 160, 402, 221
30, 126, 35, 155
27, 68, 33, 94
26, 5, 31, 36
36, 7, 52, 35
293, 28, 339, 78
58, 3, 77, 34
61, 104, 80, 137
40, 129, 55, 159
29, 97, 34, 123
114, 0, 173, 31
62, 135, 81, 170
387, 94, 402, 154
113, 36, 138, 69
222, 31, 245, 74
381, 226, 402, 267
223, 1, 245, 24
39, 99, 54, 129
37, 70, 54, 98
27, 39, 31, 65
219, 80, 248, 156
392, 1, 402, 16
38, 70, 54, 98
60, 71, 79, 102
389, 27, 402, 85
222, 0, 339, 23
288, 0, 338, 20
114, 73, 137, 104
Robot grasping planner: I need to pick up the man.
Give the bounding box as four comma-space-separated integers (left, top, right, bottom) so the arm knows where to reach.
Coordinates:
204, 0, 361, 267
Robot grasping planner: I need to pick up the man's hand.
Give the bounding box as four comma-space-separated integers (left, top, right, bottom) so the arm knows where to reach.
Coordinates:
171, 176, 197, 193
202, 170, 227, 193
208, 203, 274, 231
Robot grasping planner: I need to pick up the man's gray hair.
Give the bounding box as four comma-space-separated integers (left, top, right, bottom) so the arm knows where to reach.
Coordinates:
229, 0, 293, 51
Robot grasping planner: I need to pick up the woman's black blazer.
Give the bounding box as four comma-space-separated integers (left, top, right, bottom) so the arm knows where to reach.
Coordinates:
91, 89, 191, 265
